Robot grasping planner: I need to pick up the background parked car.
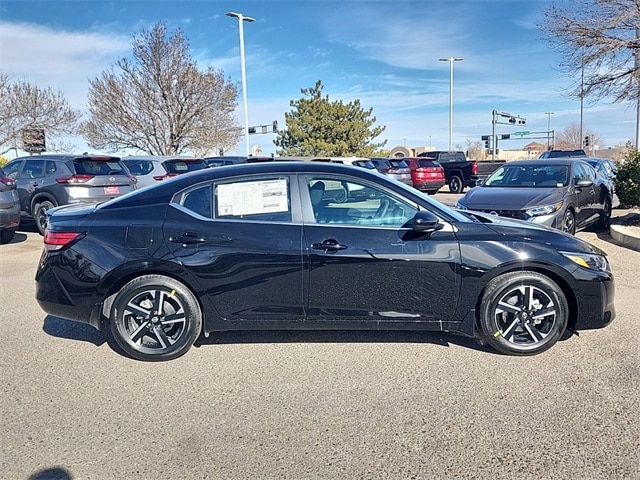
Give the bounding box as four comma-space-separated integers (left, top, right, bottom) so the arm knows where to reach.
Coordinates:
122, 156, 208, 189
203, 156, 248, 167
369, 158, 412, 186
538, 149, 586, 159
3, 154, 136, 234
585, 157, 619, 208
0, 166, 20, 244
456, 158, 612, 234
402, 157, 446, 194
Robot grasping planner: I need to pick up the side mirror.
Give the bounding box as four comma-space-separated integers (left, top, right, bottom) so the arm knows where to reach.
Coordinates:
576, 179, 593, 188
475, 178, 485, 186
412, 210, 444, 233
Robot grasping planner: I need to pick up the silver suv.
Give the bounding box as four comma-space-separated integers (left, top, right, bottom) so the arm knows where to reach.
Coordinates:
3, 154, 137, 234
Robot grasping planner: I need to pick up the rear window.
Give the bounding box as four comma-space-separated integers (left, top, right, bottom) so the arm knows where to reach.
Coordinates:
418, 160, 439, 168
163, 159, 207, 174
73, 158, 126, 175
123, 160, 154, 176
389, 160, 408, 169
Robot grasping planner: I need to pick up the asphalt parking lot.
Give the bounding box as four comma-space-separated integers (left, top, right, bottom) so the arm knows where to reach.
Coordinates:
1, 208, 638, 479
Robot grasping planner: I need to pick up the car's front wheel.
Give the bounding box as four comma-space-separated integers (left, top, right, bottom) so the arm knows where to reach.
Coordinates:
561, 209, 575, 235
33, 200, 55, 235
110, 275, 202, 361
479, 271, 569, 355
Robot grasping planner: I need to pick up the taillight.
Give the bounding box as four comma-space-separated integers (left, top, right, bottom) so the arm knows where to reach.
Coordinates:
44, 231, 84, 251
415, 167, 425, 172
471, 161, 478, 175
153, 173, 179, 181
56, 174, 94, 184
0, 176, 16, 187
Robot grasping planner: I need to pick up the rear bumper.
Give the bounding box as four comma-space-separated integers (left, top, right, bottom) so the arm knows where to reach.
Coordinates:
413, 180, 445, 192
0, 204, 21, 229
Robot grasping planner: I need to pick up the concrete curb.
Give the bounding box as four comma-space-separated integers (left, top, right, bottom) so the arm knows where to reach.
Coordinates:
609, 209, 640, 252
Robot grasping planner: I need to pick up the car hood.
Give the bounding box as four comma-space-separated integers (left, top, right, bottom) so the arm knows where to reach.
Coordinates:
463, 210, 607, 256
460, 186, 566, 210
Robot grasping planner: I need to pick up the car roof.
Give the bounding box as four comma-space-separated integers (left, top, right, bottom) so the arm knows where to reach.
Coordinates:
501, 158, 591, 167
14, 154, 121, 161
106, 161, 388, 208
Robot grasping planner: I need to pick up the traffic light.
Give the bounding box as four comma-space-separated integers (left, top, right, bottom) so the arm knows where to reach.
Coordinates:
517, 118, 526, 125
584, 135, 590, 147
272, 120, 278, 133
481, 135, 490, 148
508, 117, 516, 124
248, 127, 256, 134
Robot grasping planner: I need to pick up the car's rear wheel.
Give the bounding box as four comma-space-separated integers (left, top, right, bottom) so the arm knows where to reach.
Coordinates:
110, 275, 202, 362
561, 209, 575, 235
479, 271, 568, 355
597, 196, 612, 231
448, 175, 463, 194
33, 200, 55, 235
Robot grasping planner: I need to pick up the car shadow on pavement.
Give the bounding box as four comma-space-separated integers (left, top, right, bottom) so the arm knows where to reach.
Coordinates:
194, 329, 497, 355
42, 315, 107, 347
42, 316, 500, 357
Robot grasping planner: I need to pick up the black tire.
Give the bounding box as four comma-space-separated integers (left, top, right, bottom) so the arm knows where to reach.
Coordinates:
110, 275, 202, 361
448, 175, 464, 194
597, 196, 612, 231
479, 271, 569, 355
33, 200, 55, 235
0, 228, 15, 244
561, 209, 575, 235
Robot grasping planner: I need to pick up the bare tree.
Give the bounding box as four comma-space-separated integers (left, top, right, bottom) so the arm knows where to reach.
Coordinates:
82, 22, 240, 156
540, 0, 640, 104
0, 71, 81, 156
554, 122, 604, 148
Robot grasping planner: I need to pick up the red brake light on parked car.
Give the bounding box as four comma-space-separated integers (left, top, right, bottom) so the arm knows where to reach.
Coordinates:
0, 176, 16, 187
44, 232, 84, 251
56, 174, 94, 184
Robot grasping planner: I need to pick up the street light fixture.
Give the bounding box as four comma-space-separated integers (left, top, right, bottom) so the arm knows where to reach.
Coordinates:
439, 57, 463, 151
226, 11, 255, 156
545, 112, 554, 148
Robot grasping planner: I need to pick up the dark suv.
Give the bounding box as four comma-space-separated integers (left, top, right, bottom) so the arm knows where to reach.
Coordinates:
3, 154, 137, 234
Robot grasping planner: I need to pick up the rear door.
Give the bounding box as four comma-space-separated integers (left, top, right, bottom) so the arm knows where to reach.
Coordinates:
301, 174, 460, 327
163, 174, 305, 325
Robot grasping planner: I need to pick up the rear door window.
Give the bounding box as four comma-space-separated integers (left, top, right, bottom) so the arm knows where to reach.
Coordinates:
215, 177, 292, 223
163, 160, 207, 174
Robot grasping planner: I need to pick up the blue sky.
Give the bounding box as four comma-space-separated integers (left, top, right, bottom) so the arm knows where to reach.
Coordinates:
0, 0, 636, 157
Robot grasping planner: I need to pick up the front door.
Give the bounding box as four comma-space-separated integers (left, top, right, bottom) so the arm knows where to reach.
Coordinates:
302, 175, 461, 327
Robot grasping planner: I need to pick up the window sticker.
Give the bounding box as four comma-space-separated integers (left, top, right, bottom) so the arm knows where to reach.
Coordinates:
218, 179, 288, 216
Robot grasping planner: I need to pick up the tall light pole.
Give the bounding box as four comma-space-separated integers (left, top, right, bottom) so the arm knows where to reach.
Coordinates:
545, 112, 554, 148
227, 11, 255, 156
439, 57, 463, 150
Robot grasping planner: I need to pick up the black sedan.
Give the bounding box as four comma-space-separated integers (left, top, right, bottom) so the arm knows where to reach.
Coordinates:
456, 158, 613, 234
36, 161, 615, 361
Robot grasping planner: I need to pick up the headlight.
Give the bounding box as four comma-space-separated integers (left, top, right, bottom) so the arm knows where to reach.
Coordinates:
456, 202, 468, 210
525, 201, 563, 217
560, 251, 610, 272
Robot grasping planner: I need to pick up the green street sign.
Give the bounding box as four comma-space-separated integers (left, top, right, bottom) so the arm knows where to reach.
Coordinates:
514, 131, 530, 136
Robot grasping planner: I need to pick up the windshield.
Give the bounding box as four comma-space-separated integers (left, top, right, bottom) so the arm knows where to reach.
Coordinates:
484, 164, 569, 188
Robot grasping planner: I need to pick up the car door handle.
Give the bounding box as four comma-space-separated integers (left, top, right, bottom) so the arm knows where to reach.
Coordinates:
169, 232, 207, 245
311, 240, 347, 252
